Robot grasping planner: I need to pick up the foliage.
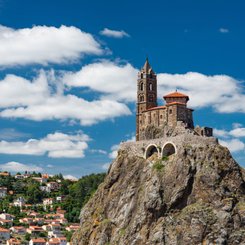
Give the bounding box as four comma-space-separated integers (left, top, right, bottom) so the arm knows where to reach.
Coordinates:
25, 233, 31, 241
0, 172, 106, 224
26, 182, 44, 204
153, 161, 164, 172
64, 230, 73, 241
62, 173, 106, 222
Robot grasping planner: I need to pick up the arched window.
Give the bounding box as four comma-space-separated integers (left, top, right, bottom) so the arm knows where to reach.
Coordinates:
169, 109, 172, 114
140, 83, 144, 91
149, 83, 153, 91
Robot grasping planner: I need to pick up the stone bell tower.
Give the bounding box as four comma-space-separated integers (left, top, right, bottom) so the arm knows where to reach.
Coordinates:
136, 58, 157, 141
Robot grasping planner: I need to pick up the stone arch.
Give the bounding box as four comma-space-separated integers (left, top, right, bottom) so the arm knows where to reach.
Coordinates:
162, 142, 176, 158
144, 144, 159, 159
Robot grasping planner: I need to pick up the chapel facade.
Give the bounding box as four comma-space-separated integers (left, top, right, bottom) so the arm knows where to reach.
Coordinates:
136, 59, 213, 141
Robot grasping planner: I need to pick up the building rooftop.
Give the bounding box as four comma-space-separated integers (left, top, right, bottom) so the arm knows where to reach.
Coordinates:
163, 91, 189, 99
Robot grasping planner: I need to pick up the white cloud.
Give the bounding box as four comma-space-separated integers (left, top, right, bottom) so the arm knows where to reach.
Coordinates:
90, 149, 107, 155
0, 25, 102, 66
219, 139, 245, 152
214, 124, 245, 153
0, 131, 90, 158
213, 128, 229, 138
0, 161, 43, 172
157, 72, 245, 113
109, 144, 119, 159
63, 62, 245, 114
63, 174, 78, 181
229, 128, 245, 138
214, 124, 245, 139
219, 28, 229, 33
63, 61, 137, 102
1, 62, 245, 126
100, 28, 129, 38
0, 70, 131, 125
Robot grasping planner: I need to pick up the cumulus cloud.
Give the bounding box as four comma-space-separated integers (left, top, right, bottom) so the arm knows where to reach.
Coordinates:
214, 124, 245, 153
0, 70, 131, 125
0, 25, 102, 66
100, 28, 129, 38
109, 144, 120, 159
0, 161, 43, 172
157, 72, 245, 113
63, 62, 245, 114
63, 61, 137, 102
219, 28, 229, 33
0, 131, 90, 158
214, 124, 245, 139
1, 61, 245, 125
229, 128, 245, 138
219, 139, 245, 152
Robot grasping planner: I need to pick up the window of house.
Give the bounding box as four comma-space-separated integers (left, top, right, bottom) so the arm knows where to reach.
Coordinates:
169, 109, 172, 114
140, 83, 144, 91
149, 83, 153, 91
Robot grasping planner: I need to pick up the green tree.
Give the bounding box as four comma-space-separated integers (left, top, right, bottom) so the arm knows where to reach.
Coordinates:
63, 173, 106, 222
26, 182, 43, 204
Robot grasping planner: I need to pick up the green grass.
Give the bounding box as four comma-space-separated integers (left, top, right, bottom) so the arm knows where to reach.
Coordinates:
153, 160, 164, 172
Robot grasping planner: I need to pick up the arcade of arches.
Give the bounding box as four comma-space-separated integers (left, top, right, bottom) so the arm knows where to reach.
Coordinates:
144, 142, 176, 159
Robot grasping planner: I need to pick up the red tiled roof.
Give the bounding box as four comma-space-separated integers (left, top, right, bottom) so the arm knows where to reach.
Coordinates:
163, 91, 189, 98
166, 102, 186, 106
31, 238, 46, 242
0, 227, 9, 232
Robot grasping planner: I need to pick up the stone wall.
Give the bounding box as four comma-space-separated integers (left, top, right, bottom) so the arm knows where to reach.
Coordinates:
120, 131, 218, 159
138, 104, 195, 140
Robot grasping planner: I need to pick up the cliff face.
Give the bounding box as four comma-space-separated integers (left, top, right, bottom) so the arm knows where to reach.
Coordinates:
72, 134, 245, 245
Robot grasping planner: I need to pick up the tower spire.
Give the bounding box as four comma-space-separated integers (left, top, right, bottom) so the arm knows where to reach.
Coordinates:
142, 57, 152, 73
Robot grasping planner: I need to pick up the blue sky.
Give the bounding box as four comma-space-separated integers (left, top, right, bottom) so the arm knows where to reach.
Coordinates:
0, 0, 245, 179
